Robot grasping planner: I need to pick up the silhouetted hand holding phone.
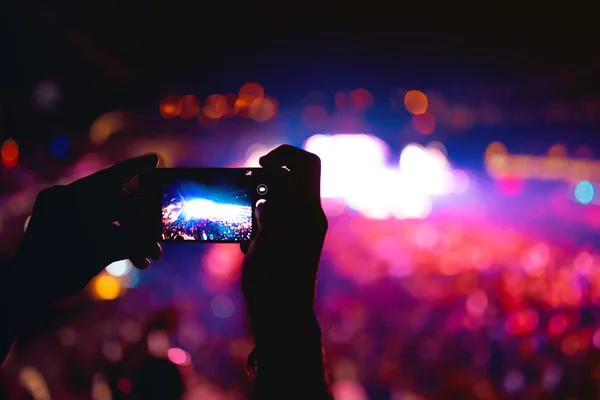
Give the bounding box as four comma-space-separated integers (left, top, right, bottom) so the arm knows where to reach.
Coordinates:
0, 155, 161, 363
241, 145, 332, 399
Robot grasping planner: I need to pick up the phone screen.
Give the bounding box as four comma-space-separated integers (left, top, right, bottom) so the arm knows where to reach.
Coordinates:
141, 167, 286, 243
142, 168, 259, 242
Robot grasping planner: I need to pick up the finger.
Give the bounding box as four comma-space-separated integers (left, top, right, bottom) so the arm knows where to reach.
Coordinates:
240, 242, 250, 255
255, 199, 266, 228
73, 154, 158, 190
259, 145, 321, 205
147, 242, 162, 260
131, 257, 151, 270
117, 188, 158, 245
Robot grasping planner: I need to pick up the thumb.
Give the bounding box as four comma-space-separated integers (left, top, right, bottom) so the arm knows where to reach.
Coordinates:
255, 199, 269, 229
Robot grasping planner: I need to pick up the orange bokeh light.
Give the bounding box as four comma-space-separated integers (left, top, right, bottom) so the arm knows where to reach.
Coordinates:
236, 83, 265, 119
404, 90, 428, 115
203, 94, 228, 119
179, 95, 201, 119
1, 139, 19, 168
350, 89, 374, 113
412, 112, 436, 135
92, 274, 123, 300
239, 82, 264, 102
160, 95, 181, 119
234, 97, 251, 118
249, 96, 278, 122
223, 94, 237, 118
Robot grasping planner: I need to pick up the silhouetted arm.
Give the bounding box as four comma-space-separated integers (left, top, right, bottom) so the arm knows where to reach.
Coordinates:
250, 312, 331, 399
1, 155, 161, 365
0, 264, 34, 365
0, 299, 17, 365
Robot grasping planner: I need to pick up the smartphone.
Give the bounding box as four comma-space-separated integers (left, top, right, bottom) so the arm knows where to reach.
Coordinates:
140, 168, 287, 243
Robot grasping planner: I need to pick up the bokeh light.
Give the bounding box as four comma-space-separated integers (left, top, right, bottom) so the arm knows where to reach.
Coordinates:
574, 180, 594, 204
404, 90, 428, 115
202, 94, 227, 119
147, 330, 170, 357
89, 111, 129, 145
92, 275, 123, 300
349, 89, 374, 113
105, 259, 133, 277
249, 96, 278, 122
33, 80, 60, 110
303, 134, 458, 221
160, 95, 182, 118
497, 177, 525, 196
50, 135, 70, 158
19, 367, 51, 400
238, 82, 264, 102
179, 95, 201, 119
1, 138, 19, 168
334, 90, 351, 111
412, 112, 436, 135
203, 244, 243, 282
222, 94, 237, 118
236, 82, 264, 118
210, 295, 235, 319
548, 144, 568, 158
167, 348, 191, 366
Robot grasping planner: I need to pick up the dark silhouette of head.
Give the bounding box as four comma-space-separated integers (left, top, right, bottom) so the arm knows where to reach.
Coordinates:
132, 357, 184, 400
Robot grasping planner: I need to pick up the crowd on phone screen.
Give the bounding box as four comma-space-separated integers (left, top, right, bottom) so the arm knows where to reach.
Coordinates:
161, 202, 252, 242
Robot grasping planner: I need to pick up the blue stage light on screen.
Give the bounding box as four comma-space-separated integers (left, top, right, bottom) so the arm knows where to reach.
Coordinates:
575, 181, 594, 204
50, 135, 69, 158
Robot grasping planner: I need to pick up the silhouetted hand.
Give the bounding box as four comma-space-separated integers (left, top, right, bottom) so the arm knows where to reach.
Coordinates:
241, 145, 331, 398
241, 145, 327, 329
10, 154, 162, 304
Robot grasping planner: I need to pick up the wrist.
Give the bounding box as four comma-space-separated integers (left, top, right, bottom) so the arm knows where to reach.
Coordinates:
249, 308, 320, 341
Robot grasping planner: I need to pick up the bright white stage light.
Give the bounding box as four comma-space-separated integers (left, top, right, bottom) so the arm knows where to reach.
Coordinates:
184, 199, 251, 221
302, 133, 460, 220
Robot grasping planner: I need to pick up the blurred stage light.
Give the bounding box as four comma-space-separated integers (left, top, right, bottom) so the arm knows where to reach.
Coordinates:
203, 94, 227, 119
304, 134, 459, 220
160, 95, 182, 118
1, 138, 19, 168
167, 348, 191, 366
92, 275, 123, 300
105, 259, 133, 277
210, 295, 235, 318
34, 80, 60, 110
412, 112, 436, 134
574, 180, 594, 204
90, 111, 129, 145
50, 135, 70, 158
249, 95, 278, 122
179, 95, 201, 119
19, 367, 51, 400
147, 330, 170, 357
349, 89, 374, 113
404, 90, 428, 115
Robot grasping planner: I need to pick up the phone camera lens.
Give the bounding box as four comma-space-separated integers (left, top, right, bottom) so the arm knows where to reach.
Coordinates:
257, 184, 268, 195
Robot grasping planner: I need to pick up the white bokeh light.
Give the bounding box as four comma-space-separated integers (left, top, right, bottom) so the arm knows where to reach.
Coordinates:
105, 259, 133, 277
301, 133, 460, 220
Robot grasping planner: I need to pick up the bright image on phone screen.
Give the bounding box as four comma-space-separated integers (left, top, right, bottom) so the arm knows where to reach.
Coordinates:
161, 170, 252, 242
